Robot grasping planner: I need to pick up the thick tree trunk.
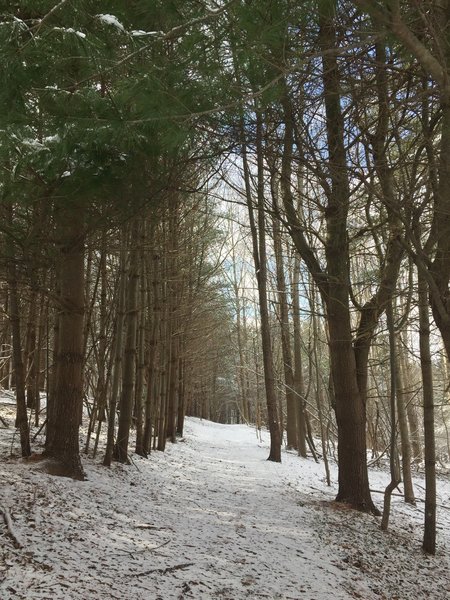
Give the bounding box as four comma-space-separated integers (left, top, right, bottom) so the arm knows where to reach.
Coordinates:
328, 296, 374, 510
319, 0, 376, 512
45, 206, 85, 479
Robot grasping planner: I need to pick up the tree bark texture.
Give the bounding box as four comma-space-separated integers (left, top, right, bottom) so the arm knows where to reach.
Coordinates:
45, 205, 85, 479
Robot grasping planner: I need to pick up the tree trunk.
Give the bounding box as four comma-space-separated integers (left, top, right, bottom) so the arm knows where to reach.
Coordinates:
418, 268, 436, 555
143, 237, 159, 455
104, 231, 127, 467
85, 232, 108, 456
165, 200, 180, 443
6, 208, 31, 458
241, 111, 281, 462
157, 244, 168, 452
291, 254, 307, 457
311, 286, 331, 485
114, 220, 140, 464
45, 205, 85, 479
272, 210, 297, 450
399, 340, 422, 462
46, 268, 60, 454
319, 0, 376, 512
92, 233, 109, 459
381, 300, 401, 530
25, 288, 38, 411
135, 226, 146, 456
176, 355, 185, 436
395, 332, 415, 504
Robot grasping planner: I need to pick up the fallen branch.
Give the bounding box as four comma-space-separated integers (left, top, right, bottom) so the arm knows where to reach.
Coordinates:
0, 506, 23, 549
131, 562, 193, 578
135, 524, 173, 531
32, 418, 47, 441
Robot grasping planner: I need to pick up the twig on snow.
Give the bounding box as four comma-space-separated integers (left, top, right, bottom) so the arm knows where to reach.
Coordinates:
131, 562, 193, 578
0, 506, 24, 549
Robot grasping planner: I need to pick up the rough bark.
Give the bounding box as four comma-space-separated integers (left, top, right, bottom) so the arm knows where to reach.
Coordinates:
45, 205, 85, 479
319, 0, 377, 512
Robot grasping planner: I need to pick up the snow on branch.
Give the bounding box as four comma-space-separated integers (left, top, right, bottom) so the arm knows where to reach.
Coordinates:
96, 14, 125, 32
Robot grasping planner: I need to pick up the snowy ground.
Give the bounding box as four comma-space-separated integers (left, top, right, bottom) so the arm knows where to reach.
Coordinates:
1, 405, 450, 599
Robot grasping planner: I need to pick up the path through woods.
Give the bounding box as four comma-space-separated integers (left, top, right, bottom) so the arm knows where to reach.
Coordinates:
1, 414, 450, 599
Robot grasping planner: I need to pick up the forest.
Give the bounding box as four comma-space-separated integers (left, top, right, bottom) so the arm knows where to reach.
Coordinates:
1, 1, 450, 598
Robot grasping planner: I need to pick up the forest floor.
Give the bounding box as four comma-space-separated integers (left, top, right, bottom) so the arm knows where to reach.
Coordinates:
0, 400, 450, 599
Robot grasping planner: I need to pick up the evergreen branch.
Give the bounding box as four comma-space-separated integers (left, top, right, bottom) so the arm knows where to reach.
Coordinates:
38, 70, 286, 125
128, 71, 286, 124
20, 0, 71, 50
71, 0, 238, 88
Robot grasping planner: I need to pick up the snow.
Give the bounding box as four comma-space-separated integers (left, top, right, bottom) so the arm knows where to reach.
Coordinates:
52, 27, 86, 39
20, 139, 47, 150
96, 14, 125, 32
1, 406, 450, 599
131, 30, 162, 37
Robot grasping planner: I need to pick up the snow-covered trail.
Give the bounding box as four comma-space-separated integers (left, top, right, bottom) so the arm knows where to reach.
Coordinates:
148, 419, 349, 599
1, 417, 450, 599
